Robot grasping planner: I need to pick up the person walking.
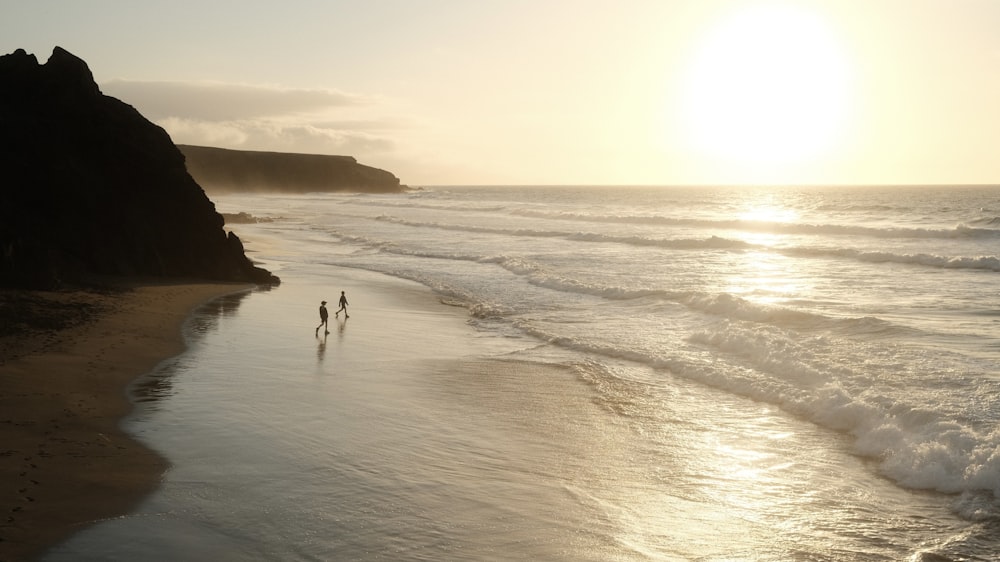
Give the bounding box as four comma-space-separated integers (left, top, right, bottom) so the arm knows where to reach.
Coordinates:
316, 300, 329, 335
335, 291, 349, 318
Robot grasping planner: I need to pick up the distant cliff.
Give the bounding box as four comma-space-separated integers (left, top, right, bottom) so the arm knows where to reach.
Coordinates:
0, 47, 279, 288
178, 145, 406, 193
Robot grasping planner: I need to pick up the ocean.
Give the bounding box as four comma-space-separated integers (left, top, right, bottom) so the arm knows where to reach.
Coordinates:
46, 185, 1000, 561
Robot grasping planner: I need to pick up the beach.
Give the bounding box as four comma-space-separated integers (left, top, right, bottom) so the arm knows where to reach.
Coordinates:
41, 263, 631, 561
0, 282, 249, 562
6, 185, 999, 561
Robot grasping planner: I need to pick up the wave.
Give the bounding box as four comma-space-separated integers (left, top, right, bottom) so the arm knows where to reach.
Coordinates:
312, 194, 1000, 242
358, 239, 925, 339
676, 292, 930, 340
373, 214, 568, 239
548, 329, 1000, 520
512, 209, 1000, 240
967, 215, 1000, 227
355, 199, 512, 214
783, 247, 1000, 272
367, 214, 1000, 272
376, 213, 757, 250
685, 325, 1000, 518
321, 229, 950, 338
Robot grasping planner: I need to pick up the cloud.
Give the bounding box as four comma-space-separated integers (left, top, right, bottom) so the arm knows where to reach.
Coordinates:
157, 117, 395, 156
155, 118, 250, 146
100, 79, 404, 158
102, 79, 370, 121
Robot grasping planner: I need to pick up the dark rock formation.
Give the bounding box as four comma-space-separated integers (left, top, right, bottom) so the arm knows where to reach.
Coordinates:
178, 145, 406, 193
0, 47, 279, 288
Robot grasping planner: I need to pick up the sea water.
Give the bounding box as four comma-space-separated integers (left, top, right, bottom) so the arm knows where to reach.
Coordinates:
47, 185, 1000, 561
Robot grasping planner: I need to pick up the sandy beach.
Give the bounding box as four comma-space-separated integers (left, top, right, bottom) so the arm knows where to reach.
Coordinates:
38, 263, 612, 561
23, 187, 998, 560
0, 281, 249, 562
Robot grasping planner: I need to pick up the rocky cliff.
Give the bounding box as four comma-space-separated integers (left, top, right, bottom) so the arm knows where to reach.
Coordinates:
178, 145, 405, 193
0, 47, 278, 288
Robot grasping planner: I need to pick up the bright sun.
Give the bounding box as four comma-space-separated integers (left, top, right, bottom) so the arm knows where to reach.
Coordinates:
680, 4, 854, 175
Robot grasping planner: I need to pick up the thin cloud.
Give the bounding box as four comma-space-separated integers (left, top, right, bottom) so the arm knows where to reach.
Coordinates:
156, 118, 251, 146
99, 79, 404, 159
311, 118, 416, 132
157, 117, 395, 156
102, 79, 370, 121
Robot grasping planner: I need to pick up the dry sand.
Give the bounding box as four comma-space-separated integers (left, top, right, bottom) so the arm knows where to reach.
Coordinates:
0, 281, 249, 562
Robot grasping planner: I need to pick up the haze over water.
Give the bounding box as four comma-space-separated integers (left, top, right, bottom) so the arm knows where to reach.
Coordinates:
49, 185, 1000, 561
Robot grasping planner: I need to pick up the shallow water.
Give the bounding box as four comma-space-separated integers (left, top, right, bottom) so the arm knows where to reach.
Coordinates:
48, 185, 1000, 561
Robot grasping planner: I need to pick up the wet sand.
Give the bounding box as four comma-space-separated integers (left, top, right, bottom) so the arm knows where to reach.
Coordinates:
0, 282, 249, 561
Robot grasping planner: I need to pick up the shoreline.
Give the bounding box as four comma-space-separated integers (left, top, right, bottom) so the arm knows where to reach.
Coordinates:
0, 281, 251, 561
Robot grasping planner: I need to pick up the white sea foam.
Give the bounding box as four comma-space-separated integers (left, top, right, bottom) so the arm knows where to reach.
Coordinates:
530, 317, 1000, 505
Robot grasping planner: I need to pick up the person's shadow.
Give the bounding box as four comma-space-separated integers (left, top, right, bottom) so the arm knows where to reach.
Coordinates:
317, 331, 327, 363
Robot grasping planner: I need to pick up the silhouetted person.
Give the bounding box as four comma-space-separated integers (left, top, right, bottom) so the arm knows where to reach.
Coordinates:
316, 300, 329, 335
335, 291, 349, 318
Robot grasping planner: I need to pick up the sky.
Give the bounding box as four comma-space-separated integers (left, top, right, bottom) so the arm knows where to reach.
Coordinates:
3, 0, 1000, 186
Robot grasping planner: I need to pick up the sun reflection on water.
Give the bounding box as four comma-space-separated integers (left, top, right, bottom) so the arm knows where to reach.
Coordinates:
731, 202, 798, 244
723, 251, 810, 306
600, 406, 825, 560
737, 204, 800, 224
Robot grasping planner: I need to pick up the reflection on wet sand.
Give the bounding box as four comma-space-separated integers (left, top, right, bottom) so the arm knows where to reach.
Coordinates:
131, 288, 254, 405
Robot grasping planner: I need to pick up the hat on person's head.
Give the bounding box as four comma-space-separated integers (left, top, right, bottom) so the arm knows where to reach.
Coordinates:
321, 301, 327, 304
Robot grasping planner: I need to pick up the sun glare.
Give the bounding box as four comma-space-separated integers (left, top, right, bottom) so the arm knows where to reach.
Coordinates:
737, 204, 798, 223
679, 4, 854, 176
